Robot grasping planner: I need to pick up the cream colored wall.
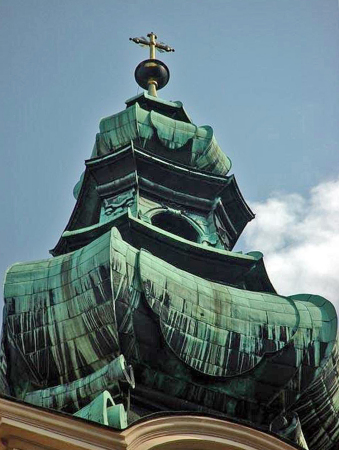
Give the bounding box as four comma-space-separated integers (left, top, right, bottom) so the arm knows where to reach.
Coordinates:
0, 397, 296, 450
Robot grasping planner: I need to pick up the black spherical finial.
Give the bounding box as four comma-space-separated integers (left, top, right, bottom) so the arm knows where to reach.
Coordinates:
135, 59, 170, 92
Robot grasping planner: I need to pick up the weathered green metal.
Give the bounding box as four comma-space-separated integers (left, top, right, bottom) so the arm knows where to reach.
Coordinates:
24, 354, 134, 413
2, 225, 338, 445
125, 92, 192, 122
54, 142, 248, 257
1, 86, 338, 450
73, 390, 127, 429
95, 102, 231, 174
3, 230, 117, 399
72, 95, 231, 201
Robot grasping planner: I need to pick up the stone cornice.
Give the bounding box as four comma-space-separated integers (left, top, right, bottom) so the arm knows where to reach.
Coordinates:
0, 397, 298, 450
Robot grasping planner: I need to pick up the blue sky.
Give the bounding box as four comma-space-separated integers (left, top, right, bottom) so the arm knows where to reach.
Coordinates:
1, 0, 339, 309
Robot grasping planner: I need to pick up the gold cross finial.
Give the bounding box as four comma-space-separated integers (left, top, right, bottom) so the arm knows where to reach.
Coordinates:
129, 32, 175, 60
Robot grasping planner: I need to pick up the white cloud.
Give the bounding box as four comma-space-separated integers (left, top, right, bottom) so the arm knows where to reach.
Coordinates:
242, 177, 339, 309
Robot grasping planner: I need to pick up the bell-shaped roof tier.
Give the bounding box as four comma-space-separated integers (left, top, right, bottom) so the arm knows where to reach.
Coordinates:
74, 93, 232, 199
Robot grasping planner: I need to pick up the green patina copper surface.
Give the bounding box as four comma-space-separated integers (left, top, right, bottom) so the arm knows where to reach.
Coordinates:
73, 390, 128, 429
58, 142, 250, 257
96, 102, 231, 174
73, 99, 231, 199
3, 227, 335, 399
2, 212, 339, 446
24, 354, 134, 412
1, 85, 339, 450
125, 92, 192, 122
2, 231, 117, 397
7, 226, 331, 399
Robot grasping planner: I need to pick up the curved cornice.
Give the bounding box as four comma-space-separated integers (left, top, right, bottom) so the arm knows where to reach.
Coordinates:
0, 396, 298, 450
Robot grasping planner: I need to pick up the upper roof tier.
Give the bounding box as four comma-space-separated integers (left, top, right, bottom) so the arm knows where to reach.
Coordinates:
92, 92, 232, 176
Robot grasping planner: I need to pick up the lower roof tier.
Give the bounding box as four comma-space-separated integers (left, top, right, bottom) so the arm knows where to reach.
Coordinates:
2, 227, 338, 450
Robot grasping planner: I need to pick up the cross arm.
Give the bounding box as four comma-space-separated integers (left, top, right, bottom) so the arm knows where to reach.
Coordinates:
156, 42, 175, 53
129, 37, 150, 46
